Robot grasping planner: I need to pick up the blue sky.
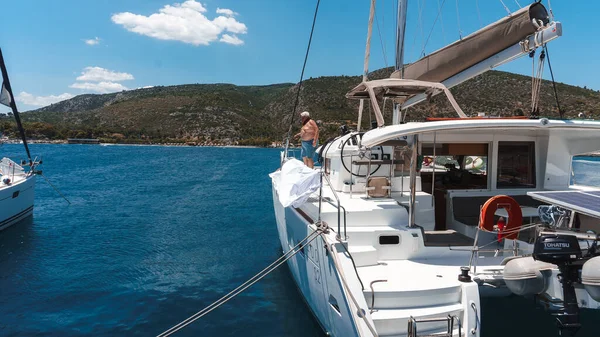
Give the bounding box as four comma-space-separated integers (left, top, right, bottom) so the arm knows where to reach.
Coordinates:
0, 0, 597, 112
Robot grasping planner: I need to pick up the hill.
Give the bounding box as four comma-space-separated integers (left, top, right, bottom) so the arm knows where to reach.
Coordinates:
1, 69, 599, 145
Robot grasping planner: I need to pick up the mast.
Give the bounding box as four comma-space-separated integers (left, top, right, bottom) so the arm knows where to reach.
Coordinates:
0, 48, 32, 165
392, 0, 408, 124
357, 0, 377, 132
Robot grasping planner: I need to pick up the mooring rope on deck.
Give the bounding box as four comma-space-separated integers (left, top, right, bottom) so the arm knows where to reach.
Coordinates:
156, 227, 325, 337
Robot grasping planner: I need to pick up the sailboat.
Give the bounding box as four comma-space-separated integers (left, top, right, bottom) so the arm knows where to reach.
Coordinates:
271, 2, 600, 336
0, 48, 39, 231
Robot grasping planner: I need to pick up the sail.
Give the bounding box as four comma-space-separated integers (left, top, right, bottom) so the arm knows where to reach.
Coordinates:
0, 48, 32, 163
393, 3, 550, 83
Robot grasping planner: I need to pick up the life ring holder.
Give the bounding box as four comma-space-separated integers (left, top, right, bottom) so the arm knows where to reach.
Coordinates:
479, 195, 523, 240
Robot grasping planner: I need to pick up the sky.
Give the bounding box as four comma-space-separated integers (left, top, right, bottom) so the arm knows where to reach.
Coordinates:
0, 0, 597, 112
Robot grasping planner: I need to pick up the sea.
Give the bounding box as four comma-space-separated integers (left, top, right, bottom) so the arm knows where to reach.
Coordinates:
0, 144, 598, 337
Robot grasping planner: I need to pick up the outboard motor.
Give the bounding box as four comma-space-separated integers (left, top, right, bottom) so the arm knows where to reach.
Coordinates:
532, 233, 584, 336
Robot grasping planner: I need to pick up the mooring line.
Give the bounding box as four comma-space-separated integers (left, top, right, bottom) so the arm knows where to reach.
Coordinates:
156, 228, 324, 337
39, 173, 71, 205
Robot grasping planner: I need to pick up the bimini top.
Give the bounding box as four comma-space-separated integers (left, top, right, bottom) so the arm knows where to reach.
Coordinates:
360, 118, 600, 148
345, 78, 467, 126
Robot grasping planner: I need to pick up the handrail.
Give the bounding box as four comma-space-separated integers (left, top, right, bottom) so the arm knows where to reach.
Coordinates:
322, 196, 347, 235
322, 173, 347, 241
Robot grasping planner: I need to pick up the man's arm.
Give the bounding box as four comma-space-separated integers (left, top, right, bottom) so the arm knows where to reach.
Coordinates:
311, 120, 319, 146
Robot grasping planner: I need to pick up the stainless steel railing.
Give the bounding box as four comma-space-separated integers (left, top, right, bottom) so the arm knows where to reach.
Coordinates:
321, 172, 348, 241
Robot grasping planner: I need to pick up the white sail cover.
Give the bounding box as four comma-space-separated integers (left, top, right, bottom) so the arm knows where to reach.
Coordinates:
394, 3, 550, 83
270, 158, 320, 208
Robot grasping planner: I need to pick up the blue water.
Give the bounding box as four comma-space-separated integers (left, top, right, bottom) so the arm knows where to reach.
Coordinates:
0, 145, 598, 337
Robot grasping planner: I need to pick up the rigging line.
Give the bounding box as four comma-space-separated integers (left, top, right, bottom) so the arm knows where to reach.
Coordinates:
409, 0, 424, 61
421, 0, 447, 57
532, 50, 545, 115
514, 0, 522, 8
544, 44, 564, 119
394, 0, 398, 51
498, 0, 511, 15
475, 0, 483, 28
381, 0, 386, 59
455, 0, 462, 39
419, 0, 426, 57
437, 0, 447, 43
375, 11, 389, 68
531, 50, 536, 114
547, 0, 554, 21
283, 0, 321, 147
157, 229, 323, 337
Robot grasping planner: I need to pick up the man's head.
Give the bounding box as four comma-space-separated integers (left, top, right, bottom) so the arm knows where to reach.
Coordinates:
300, 111, 310, 124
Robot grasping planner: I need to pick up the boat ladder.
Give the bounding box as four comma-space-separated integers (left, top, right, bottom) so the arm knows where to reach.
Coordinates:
407, 315, 461, 337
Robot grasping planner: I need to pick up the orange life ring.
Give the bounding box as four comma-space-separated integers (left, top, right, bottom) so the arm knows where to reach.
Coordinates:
479, 195, 522, 240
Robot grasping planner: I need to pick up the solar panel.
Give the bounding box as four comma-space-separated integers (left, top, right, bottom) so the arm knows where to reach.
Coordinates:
584, 191, 600, 197
528, 191, 600, 218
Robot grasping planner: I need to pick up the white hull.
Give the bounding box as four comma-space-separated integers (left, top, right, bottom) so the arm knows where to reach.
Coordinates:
272, 183, 481, 337
0, 174, 35, 231
272, 186, 362, 337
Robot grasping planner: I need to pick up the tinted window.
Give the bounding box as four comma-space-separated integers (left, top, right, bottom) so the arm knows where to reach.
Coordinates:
497, 142, 536, 188
421, 143, 488, 190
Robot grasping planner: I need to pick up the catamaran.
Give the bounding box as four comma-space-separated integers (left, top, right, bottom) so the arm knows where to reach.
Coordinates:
271, 2, 600, 336
0, 48, 39, 231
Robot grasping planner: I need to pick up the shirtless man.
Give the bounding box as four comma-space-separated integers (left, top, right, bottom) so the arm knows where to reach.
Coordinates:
294, 111, 319, 168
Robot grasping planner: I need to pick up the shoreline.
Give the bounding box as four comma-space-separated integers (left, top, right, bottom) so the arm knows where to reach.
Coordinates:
1, 139, 287, 149
2, 139, 598, 155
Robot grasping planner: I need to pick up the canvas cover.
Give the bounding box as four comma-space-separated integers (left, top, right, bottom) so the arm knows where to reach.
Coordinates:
270, 158, 320, 208
393, 3, 549, 83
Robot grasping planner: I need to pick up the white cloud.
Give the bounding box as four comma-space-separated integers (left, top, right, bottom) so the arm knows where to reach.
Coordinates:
111, 0, 247, 46
76, 66, 134, 82
69, 82, 128, 94
220, 34, 244, 45
181, 0, 206, 12
84, 37, 101, 46
137, 85, 154, 89
216, 8, 237, 17
16, 92, 74, 107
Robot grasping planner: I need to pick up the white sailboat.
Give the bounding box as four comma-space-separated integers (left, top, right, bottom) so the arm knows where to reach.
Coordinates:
271, 2, 600, 336
0, 158, 36, 230
0, 48, 38, 231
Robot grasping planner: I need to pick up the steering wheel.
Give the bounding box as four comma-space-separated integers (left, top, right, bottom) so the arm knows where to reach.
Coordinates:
340, 132, 384, 178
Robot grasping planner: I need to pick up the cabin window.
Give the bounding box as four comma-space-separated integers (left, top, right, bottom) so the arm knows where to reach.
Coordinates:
421, 143, 488, 190
497, 141, 536, 189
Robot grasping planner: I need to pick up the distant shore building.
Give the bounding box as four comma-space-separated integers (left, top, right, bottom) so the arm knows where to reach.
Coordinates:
67, 138, 100, 145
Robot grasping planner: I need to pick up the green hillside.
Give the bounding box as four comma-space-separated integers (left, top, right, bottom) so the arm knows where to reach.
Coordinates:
1, 69, 599, 146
